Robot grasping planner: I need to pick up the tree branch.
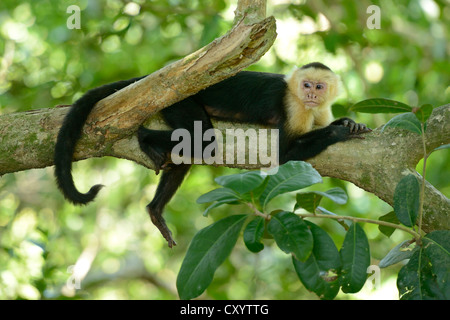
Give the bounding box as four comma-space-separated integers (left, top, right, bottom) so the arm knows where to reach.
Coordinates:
1, 104, 448, 233
308, 104, 450, 233
234, 0, 267, 23
90, 15, 277, 138
0, 0, 448, 234
0, 10, 276, 174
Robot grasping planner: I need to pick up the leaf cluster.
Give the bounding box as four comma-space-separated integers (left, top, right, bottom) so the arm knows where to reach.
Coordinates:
177, 161, 371, 300
352, 98, 450, 300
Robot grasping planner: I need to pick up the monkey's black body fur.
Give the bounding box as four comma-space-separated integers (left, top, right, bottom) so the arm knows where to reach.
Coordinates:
54, 66, 367, 247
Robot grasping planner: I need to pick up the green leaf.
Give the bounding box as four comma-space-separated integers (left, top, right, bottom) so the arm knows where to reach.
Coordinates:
397, 248, 427, 300
243, 217, 265, 253
433, 143, 450, 152
379, 240, 418, 268
351, 98, 412, 113
318, 187, 348, 204
414, 104, 433, 123
295, 188, 347, 212
378, 211, 400, 237
201, 200, 240, 217
292, 221, 341, 300
340, 223, 371, 293
423, 231, 450, 299
397, 246, 444, 300
267, 211, 313, 261
295, 193, 322, 213
249, 175, 270, 200
176, 214, 247, 300
397, 231, 450, 300
393, 174, 420, 227
382, 113, 423, 135
316, 206, 351, 230
260, 161, 322, 209
197, 187, 241, 204
214, 171, 266, 194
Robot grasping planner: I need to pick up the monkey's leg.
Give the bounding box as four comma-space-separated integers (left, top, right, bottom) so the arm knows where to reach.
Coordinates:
140, 98, 214, 246
138, 97, 215, 173
147, 164, 191, 248
138, 127, 173, 174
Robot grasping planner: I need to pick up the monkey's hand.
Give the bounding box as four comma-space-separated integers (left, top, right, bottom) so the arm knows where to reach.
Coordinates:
331, 117, 372, 138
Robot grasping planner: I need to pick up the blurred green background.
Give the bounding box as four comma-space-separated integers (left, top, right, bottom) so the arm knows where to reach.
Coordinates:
0, 0, 449, 300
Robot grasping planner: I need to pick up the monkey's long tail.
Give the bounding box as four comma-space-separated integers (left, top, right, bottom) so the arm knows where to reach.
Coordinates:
54, 76, 145, 205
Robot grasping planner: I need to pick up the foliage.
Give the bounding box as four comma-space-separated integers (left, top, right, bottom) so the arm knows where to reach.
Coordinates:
177, 157, 448, 299
351, 98, 449, 299
177, 161, 370, 299
0, 0, 449, 300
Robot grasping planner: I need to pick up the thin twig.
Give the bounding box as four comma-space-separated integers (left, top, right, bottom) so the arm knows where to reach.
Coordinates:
296, 212, 422, 241
418, 122, 427, 240
246, 202, 271, 220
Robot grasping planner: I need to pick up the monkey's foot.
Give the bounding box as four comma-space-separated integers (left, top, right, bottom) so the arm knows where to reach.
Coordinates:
147, 206, 177, 248
137, 135, 168, 175
139, 148, 166, 175
152, 153, 175, 175
141, 153, 166, 175
152, 154, 168, 175
160, 159, 176, 171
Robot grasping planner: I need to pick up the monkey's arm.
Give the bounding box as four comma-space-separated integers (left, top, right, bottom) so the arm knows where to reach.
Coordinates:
282, 120, 370, 163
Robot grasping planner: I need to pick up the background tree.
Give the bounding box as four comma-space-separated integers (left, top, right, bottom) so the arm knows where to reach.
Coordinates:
0, 0, 448, 299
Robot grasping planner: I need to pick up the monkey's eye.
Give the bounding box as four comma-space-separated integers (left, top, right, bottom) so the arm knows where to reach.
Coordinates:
316, 84, 324, 90
303, 82, 312, 88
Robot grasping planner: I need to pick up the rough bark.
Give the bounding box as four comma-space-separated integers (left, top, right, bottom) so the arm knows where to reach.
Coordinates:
1, 104, 448, 232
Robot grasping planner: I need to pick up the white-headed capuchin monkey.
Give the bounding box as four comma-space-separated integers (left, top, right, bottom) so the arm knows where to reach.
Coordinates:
54, 62, 371, 247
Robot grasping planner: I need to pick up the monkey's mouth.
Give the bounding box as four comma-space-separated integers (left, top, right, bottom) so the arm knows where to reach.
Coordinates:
304, 101, 319, 106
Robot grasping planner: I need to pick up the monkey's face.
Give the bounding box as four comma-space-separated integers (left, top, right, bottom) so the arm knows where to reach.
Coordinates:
301, 80, 328, 107
289, 67, 341, 110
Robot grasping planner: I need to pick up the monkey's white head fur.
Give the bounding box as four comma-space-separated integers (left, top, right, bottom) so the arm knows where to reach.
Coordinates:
286, 64, 342, 110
